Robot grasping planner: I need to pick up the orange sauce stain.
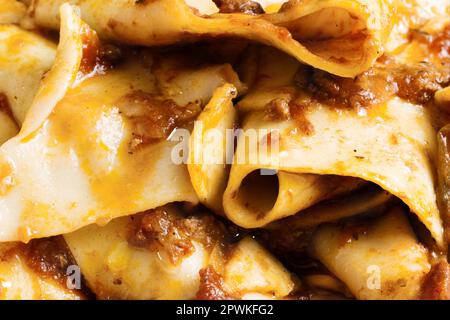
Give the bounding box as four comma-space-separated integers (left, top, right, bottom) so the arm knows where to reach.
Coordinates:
18, 202, 70, 243
44, 61, 159, 219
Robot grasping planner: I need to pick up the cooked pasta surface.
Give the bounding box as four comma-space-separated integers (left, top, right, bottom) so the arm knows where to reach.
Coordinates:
0, 0, 448, 300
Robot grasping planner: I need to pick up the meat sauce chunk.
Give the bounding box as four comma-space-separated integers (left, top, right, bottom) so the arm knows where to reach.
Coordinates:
116, 90, 201, 152
196, 266, 231, 300
127, 207, 230, 264
410, 25, 450, 61
213, 0, 264, 14
295, 57, 450, 109
21, 236, 76, 286
79, 25, 123, 76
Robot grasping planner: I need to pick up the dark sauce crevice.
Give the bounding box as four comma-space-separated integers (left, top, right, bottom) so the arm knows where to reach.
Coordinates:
20, 236, 94, 299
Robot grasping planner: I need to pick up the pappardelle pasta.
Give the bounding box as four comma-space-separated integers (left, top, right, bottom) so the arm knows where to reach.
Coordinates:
0, 0, 449, 300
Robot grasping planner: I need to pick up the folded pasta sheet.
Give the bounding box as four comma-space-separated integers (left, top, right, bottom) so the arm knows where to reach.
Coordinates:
0, 239, 85, 300
0, 24, 56, 125
384, 0, 450, 52
188, 83, 238, 214
223, 48, 447, 247
310, 206, 431, 300
0, 93, 18, 144
64, 204, 295, 299
28, 0, 393, 77
0, 118, 82, 300
0, 0, 448, 301
0, 4, 245, 242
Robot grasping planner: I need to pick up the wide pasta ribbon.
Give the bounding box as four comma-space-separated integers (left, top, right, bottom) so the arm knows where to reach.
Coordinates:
64, 204, 295, 299
0, 24, 55, 127
222, 48, 445, 247
0, 4, 245, 242
29, 0, 393, 77
310, 206, 431, 299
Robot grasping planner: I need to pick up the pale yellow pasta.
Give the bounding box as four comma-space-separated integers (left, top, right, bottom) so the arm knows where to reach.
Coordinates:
0, 0, 447, 302
29, 0, 393, 77
223, 48, 444, 247
0, 5, 244, 242
0, 242, 83, 300
0, 0, 26, 25
64, 204, 295, 299
0, 24, 55, 125
188, 83, 237, 214
310, 207, 431, 300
